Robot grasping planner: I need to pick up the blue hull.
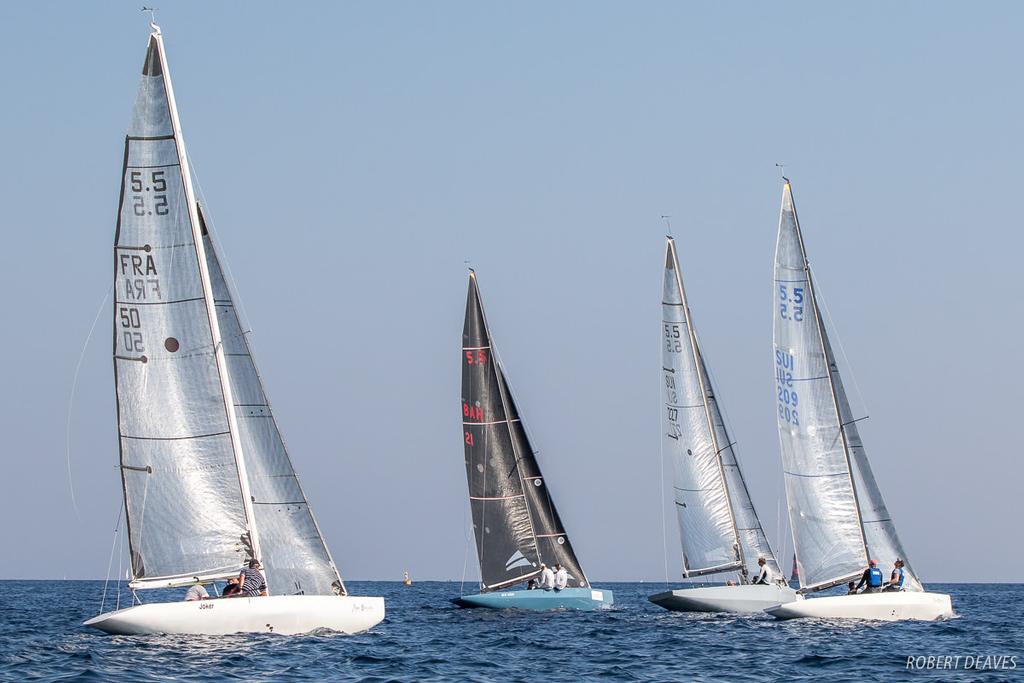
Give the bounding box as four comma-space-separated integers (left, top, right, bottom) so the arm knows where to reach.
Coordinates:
453, 587, 614, 611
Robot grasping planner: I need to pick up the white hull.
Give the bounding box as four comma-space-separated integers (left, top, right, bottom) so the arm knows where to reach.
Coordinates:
83, 595, 385, 635
765, 591, 953, 621
649, 584, 798, 614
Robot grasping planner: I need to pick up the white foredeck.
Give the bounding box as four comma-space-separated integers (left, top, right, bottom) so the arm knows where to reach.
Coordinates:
765, 591, 953, 621
83, 595, 385, 635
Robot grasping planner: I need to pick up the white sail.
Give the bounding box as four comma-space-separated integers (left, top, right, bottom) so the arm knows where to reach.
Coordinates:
114, 34, 252, 585
200, 210, 345, 596
662, 240, 742, 577
773, 180, 921, 592
703, 351, 783, 580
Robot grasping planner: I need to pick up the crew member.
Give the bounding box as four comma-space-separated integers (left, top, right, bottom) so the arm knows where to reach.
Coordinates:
234, 559, 268, 597
539, 563, 555, 590
854, 559, 883, 593
884, 559, 906, 592
553, 564, 568, 591
184, 583, 208, 601
752, 557, 773, 585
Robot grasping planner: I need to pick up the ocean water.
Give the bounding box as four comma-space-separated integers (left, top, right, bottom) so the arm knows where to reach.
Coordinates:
0, 580, 1019, 682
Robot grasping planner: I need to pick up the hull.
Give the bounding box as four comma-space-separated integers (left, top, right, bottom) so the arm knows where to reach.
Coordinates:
649, 584, 798, 614
453, 587, 613, 611
765, 591, 953, 621
83, 595, 385, 635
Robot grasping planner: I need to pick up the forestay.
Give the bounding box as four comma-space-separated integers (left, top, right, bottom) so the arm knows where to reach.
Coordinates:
663, 239, 780, 581
773, 180, 921, 592
461, 271, 588, 591
114, 35, 251, 586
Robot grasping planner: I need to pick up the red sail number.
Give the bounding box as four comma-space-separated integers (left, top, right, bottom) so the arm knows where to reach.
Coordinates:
464, 350, 488, 365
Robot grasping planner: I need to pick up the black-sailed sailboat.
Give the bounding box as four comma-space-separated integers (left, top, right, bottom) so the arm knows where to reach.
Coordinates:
454, 270, 613, 610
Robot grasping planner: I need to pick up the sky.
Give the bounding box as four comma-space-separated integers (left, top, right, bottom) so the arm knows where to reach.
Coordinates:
0, 1, 1020, 584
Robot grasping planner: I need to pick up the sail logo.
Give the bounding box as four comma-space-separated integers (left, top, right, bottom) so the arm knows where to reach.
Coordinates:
505, 550, 533, 572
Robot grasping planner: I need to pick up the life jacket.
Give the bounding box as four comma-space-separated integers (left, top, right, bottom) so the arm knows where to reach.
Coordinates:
896, 567, 905, 588
868, 567, 883, 587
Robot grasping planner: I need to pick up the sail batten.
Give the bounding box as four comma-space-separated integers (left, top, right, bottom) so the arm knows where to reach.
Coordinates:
113, 29, 342, 595
662, 238, 780, 581
773, 180, 922, 593
461, 271, 589, 591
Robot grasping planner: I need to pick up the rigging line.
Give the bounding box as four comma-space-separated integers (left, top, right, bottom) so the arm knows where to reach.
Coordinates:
189, 157, 256, 333
658, 322, 669, 583
99, 504, 123, 614
116, 510, 125, 611
811, 276, 871, 420
66, 284, 113, 522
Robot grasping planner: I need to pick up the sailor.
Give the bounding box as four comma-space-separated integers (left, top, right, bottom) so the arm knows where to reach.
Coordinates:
527, 578, 538, 590
847, 581, 858, 595
234, 559, 268, 597
221, 577, 242, 597
538, 563, 555, 590
184, 583, 209, 601
752, 557, 772, 585
854, 559, 884, 593
884, 559, 906, 592
553, 564, 569, 591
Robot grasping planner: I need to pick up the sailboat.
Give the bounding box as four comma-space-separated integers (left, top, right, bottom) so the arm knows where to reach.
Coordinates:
453, 270, 613, 610
648, 238, 797, 613
83, 24, 385, 635
764, 179, 952, 621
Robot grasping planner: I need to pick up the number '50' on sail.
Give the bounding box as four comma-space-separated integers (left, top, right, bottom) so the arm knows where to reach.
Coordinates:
764, 179, 953, 621
648, 237, 797, 614
452, 270, 613, 610
84, 23, 384, 636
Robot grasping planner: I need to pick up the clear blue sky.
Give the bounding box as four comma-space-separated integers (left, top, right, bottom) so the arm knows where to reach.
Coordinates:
0, 1, 1019, 583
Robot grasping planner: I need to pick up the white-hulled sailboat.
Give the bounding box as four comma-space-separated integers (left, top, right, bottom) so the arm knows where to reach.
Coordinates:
84, 24, 384, 635
649, 238, 796, 613
764, 179, 952, 621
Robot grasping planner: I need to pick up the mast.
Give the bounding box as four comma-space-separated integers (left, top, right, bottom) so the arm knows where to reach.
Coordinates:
783, 179, 870, 567
668, 238, 746, 579
152, 25, 263, 571
468, 270, 543, 572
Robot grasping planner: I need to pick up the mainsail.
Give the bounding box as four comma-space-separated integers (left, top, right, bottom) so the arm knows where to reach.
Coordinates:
773, 180, 921, 592
461, 271, 588, 591
662, 238, 780, 581
113, 28, 344, 595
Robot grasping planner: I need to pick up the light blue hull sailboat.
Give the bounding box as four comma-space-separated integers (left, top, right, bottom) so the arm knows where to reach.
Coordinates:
454, 588, 613, 611
456, 272, 610, 612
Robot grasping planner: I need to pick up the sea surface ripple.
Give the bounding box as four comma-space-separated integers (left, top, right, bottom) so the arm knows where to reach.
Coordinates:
0, 581, 1019, 682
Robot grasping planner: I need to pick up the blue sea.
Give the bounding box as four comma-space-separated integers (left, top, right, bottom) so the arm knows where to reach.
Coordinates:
0, 581, 1019, 682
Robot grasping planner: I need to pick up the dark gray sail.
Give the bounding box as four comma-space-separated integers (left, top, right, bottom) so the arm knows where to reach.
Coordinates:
461, 271, 589, 591
113, 35, 250, 587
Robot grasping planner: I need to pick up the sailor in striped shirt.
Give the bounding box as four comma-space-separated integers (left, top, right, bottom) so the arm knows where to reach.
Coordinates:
234, 559, 267, 597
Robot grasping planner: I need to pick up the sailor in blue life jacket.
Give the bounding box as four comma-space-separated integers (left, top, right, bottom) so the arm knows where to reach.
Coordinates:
854, 559, 884, 593
884, 559, 906, 592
